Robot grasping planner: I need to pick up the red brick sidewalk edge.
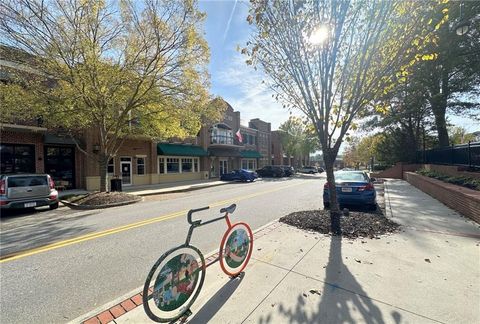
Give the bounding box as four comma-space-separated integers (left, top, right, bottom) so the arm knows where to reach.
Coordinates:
82, 221, 283, 324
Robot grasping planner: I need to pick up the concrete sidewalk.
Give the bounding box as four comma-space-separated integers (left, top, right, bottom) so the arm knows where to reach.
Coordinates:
58, 179, 230, 199
77, 179, 480, 324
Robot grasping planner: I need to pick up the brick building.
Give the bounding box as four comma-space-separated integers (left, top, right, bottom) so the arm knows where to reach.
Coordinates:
1, 46, 281, 190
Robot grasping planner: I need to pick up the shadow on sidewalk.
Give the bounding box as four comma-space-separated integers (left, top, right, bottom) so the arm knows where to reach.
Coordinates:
271, 236, 402, 324
188, 273, 244, 323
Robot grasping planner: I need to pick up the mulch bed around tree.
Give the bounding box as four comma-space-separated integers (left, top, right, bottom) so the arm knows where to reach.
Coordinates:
72, 192, 139, 206
279, 209, 400, 239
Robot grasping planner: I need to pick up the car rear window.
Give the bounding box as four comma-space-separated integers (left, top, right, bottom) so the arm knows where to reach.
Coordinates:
7, 176, 48, 187
335, 172, 367, 182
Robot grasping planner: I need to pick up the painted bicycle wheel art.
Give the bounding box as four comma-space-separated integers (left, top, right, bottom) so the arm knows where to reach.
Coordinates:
219, 222, 253, 277
143, 246, 205, 322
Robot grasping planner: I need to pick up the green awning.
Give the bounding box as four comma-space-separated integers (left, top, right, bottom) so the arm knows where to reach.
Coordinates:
157, 143, 207, 156
241, 150, 262, 158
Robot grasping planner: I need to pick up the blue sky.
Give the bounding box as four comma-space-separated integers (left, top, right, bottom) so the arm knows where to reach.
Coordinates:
199, 0, 292, 130
199, 0, 478, 134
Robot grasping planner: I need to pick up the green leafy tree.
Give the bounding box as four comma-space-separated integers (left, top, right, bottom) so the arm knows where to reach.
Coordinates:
448, 126, 476, 145
0, 0, 223, 191
244, 0, 429, 232
410, 0, 480, 147
278, 117, 319, 167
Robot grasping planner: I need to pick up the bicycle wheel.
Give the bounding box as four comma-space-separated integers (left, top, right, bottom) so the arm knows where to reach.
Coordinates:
142, 245, 206, 323
219, 222, 254, 277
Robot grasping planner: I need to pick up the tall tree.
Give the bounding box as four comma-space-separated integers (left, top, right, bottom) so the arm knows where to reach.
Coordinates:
416, 0, 480, 146
0, 0, 223, 191
448, 126, 476, 145
245, 0, 428, 233
279, 116, 318, 167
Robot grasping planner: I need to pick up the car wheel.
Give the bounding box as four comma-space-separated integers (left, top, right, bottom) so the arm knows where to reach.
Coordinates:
323, 202, 330, 209
369, 204, 377, 211
49, 202, 59, 210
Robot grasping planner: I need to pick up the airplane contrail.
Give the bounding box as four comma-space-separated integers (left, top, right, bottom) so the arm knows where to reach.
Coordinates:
223, 0, 239, 43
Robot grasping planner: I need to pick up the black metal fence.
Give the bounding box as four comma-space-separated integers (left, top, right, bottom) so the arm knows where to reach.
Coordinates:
416, 141, 480, 167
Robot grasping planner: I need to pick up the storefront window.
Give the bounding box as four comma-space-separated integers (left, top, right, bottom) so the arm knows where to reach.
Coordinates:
0, 144, 35, 174
167, 158, 179, 173
181, 158, 193, 172
158, 157, 165, 174
137, 157, 145, 175
108, 158, 114, 177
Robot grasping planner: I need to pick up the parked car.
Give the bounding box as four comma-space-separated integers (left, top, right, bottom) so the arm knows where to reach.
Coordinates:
317, 167, 325, 173
297, 166, 318, 174
220, 169, 258, 182
256, 165, 284, 178
0, 174, 59, 210
322, 171, 376, 210
280, 165, 295, 177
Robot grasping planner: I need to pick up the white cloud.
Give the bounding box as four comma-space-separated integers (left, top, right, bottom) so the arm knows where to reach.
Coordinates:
213, 53, 302, 129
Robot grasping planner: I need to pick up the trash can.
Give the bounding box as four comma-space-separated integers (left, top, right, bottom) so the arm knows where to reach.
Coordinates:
203, 171, 209, 180
111, 178, 122, 192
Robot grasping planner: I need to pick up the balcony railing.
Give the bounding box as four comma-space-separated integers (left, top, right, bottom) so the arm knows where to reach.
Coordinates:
210, 135, 241, 146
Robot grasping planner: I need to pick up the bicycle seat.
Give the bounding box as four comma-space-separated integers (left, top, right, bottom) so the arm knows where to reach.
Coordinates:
220, 204, 236, 214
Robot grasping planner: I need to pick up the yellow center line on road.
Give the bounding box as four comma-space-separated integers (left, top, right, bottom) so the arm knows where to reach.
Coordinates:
1, 181, 307, 264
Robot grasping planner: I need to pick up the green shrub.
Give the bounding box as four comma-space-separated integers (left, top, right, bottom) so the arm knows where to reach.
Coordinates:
416, 168, 480, 191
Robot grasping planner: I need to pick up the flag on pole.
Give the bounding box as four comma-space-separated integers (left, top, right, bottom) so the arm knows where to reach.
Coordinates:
235, 129, 243, 143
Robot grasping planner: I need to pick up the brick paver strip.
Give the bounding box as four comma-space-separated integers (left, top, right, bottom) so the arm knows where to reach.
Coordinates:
131, 294, 143, 306
97, 310, 114, 324
110, 304, 126, 318
83, 317, 101, 324
120, 299, 137, 312
81, 221, 281, 323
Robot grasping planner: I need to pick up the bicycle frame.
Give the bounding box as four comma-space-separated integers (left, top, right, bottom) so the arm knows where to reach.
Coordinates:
184, 205, 236, 268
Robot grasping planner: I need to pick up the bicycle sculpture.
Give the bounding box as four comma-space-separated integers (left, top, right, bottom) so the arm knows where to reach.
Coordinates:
142, 204, 253, 323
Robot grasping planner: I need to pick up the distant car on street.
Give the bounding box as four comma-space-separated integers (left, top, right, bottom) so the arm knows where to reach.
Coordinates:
0, 174, 59, 210
280, 165, 295, 177
323, 171, 376, 210
220, 169, 258, 182
297, 166, 318, 174
256, 165, 284, 178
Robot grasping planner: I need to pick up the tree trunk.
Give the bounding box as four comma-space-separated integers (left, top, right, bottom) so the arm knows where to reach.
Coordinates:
99, 153, 109, 192
323, 152, 341, 235
432, 107, 449, 147
430, 96, 449, 147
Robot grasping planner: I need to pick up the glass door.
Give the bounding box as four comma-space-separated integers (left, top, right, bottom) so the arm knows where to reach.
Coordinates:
219, 159, 228, 176
120, 157, 132, 185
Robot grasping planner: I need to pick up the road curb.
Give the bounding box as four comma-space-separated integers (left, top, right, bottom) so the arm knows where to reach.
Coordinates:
60, 196, 143, 210
383, 180, 394, 219
130, 182, 231, 197
71, 219, 283, 324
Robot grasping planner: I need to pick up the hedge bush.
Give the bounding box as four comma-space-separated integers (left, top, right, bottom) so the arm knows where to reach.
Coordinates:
416, 169, 480, 191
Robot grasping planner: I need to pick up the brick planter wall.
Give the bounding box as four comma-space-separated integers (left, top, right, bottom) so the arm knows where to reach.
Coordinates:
404, 172, 480, 224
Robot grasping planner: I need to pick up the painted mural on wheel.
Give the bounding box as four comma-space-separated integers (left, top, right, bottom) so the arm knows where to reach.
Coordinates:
224, 228, 250, 268
152, 253, 200, 312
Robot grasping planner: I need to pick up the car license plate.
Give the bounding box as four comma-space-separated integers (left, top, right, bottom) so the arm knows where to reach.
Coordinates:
24, 202, 37, 208
341, 187, 352, 192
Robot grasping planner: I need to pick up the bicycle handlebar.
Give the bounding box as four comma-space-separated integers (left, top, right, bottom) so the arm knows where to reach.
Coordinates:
187, 206, 210, 224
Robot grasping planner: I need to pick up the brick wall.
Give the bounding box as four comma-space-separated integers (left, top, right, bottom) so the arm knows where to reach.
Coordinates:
371, 163, 422, 179
404, 172, 480, 224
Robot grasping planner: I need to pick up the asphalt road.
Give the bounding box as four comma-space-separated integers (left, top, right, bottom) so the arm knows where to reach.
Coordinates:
0, 174, 326, 324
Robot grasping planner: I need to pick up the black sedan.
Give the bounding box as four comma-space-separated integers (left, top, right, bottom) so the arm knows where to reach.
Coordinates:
256, 165, 284, 178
